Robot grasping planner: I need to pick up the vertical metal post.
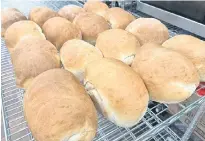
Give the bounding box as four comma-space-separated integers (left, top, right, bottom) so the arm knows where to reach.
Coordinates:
111, 1, 115, 7
181, 101, 205, 141
120, 1, 125, 9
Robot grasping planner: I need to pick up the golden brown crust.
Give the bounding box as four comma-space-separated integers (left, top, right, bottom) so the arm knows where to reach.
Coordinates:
42, 17, 82, 50
73, 12, 110, 45
5, 20, 45, 52
24, 69, 97, 141
104, 7, 135, 29
60, 39, 103, 82
84, 58, 149, 127
126, 18, 169, 45
1, 8, 27, 37
11, 38, 60, 89
29, 7, 59, 27
96, 29, 140, 65
162, 35, 205, 82
58, 5, 85, 22
4, 20, 45, 52
83, 1, 109, 18
131, 44, 200, 103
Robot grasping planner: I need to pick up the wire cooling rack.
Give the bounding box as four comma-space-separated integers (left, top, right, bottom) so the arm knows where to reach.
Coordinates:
1, 1, 205, 141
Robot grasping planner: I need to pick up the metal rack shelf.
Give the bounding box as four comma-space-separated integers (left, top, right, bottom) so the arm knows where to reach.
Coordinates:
1, 1, 205, 141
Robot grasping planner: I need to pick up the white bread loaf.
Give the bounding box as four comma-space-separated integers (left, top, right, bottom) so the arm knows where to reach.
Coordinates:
58, 5, 85, 22
29, 7, 59, 27
60, 39, 103, 82
126, 18, 169, 45
96, 29, 140, 65
73, 12, 110, 45
131, 43, 200, 103
24, 69, 97, 141
162, 35, 205, 82
11, 38, 60, 89
4, 20, 45, 52
104, 7, 135, 29
83, 1, 109, 18
1, 8, 27, 37
42, 17, 82, 50
84, 58, 149, 127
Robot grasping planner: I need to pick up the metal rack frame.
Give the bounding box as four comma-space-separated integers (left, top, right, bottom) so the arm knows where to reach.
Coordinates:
1, 1, 205, 141
136, 1, 205, 38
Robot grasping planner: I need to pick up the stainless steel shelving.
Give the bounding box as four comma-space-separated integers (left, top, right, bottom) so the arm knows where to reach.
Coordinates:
135, 1, 205, 38
1, 1, 205, 141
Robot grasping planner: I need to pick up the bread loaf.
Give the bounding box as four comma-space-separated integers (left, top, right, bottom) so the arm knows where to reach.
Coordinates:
1, 8, 27, 37
96, 29, 140, 65
83, 1, 109, 17
131, 44, 200, 103
4, 20, 45, 52
73, 12, 109, 45
126, 18, 169, 45
162, 35, 205, 82
58, 5, 85, 22
29, 7, 59, 27
105, 7, 135, 29
84, 58, 149, 127
24, 69, 97, 141
60, 39, 103, 82
11, 38, 60, 89
42, 17, 82, 50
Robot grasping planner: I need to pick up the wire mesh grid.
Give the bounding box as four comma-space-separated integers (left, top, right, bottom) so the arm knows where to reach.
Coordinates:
1, 1, 205, 141
2, 37, 205, 141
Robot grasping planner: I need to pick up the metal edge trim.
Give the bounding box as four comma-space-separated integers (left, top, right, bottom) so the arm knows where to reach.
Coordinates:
136, 1, 205, 38
1, 93, 9, 141
181, 101, 205, 141
135, 96, 205, 140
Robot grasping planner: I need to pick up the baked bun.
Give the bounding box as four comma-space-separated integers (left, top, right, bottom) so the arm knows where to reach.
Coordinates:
24, 69, 97, 141
162, 35, 205, 82
126, 18, 169, 45
84, 58, 149, 127
60, 39, 103, 82
96, 29, 140, 65
11, 38, 60, 89
105, 7, 135, 29
4, 20, 45, 52
83, 1, 109, 17
131, 44, 200, 103
29, 7, 59, 27
58, 5, 85, 22
42, 17, 82, 50
73, 12, 109, 45
1, 8, 27, 37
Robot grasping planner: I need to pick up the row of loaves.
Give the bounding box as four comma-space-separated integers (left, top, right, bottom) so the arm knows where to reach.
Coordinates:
2, 1, 205, 141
